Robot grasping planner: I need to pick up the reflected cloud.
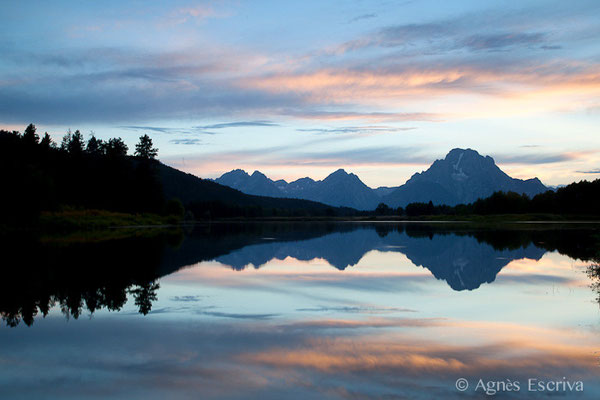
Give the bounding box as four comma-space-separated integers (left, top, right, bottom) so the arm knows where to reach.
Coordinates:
170, 295, 204, 302
3, 314, 598, 399
197, 311, 280, 320
295, 306, 417, 314
284, 317, 448, 330
239, 333, 598, 377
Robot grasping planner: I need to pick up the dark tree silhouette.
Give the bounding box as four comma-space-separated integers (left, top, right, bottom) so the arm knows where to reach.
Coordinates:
67, 130, 85, 155
22, 123, 38, 145
587, 261, 600, 307
86, 135, 104, 156
375, 202, 392, 215
129, 281, 160, 315
105, 137, 128, 158
60, 130, 71, 151
135, 134, 158, 160
40, 132, 53, 149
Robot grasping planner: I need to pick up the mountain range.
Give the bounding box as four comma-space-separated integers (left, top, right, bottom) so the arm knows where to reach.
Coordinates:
215, 148, 548, 210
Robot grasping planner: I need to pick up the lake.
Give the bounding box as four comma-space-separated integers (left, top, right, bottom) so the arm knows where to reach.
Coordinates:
1, 222, 599, 399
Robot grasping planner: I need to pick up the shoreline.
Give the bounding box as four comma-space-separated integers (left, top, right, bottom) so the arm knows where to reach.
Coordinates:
3, 211, 600, 236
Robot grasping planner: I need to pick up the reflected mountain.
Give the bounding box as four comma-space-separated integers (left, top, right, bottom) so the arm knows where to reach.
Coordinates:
215, 228, 546, 291
2, 223, 599, 326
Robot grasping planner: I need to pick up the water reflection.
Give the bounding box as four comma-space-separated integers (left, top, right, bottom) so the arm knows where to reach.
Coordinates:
1, 223, 600, 326
1, 223, 600, 399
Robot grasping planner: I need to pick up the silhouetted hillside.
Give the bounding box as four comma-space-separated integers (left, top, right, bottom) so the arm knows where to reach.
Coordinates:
0, 125, 352, 226
158, 163, 353, 218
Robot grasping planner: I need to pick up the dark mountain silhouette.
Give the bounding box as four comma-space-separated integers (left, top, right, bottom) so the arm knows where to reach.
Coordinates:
382, 148, 547, 207
300, 169, 380, 210
216, 169, 283, 197
215, 148, 547, 209
215, 168, 381, 210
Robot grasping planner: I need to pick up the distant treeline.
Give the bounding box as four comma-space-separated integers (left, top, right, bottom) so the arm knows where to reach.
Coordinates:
371, 180, 600, 217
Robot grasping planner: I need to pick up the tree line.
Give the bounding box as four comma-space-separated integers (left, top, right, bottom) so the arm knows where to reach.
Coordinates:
0, 123, 175, 224
372, 180, 600, 217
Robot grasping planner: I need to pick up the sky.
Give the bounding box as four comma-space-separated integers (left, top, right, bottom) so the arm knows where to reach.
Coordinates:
1, 0, 599, 187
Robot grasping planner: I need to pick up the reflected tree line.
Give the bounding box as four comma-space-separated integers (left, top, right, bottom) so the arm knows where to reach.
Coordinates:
1, 223, 600, 327
0, 229, 183, 327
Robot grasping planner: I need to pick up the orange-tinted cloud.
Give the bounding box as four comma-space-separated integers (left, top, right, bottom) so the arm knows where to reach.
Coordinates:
239, 64, 600, 109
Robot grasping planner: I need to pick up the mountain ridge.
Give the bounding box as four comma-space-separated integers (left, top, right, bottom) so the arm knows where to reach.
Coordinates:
214, 148, 548, 210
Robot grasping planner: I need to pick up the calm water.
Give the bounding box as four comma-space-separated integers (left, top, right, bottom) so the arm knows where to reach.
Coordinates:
1, 222, 599, 399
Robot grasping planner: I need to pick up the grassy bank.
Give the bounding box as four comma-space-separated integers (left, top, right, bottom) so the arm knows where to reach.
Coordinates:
37, 209, 182, 231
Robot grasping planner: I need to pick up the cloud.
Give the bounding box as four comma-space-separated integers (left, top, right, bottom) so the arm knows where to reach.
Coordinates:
1, 2, 598, 128
162, 143, 434, 180
541, 44, 562, 50
341, 26, 537, 54
121, 125, 217, 135
460, 32, 546, 51
576, 168, 600, 174
121, 126, 185, 134
379, 22, 451, 45
169, 138, 203, 145
247, 145, 432, 167
493, 152, 589, 165
0, 45, 308, 125
284, 110, 441, 122
348, 13, 377, 23
166, 5, 219, 26
195, 121, 279, 129
297, 126, 416, 135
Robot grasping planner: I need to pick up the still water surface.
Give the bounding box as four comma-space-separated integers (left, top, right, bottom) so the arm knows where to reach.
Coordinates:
1, 222, 599, 399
